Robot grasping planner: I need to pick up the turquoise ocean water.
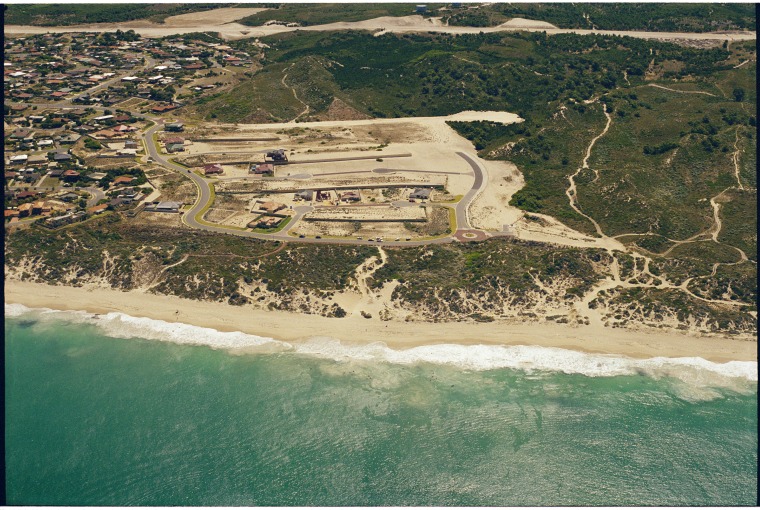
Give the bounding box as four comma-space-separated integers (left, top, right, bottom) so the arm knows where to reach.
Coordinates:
5, 304, 758, 506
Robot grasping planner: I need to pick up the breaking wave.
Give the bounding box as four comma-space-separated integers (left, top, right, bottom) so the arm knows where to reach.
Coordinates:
6, 303, 757, 385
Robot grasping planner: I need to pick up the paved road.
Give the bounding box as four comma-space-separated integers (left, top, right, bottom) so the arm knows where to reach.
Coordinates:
453, 151, 485, 230
83, 187, 105, 207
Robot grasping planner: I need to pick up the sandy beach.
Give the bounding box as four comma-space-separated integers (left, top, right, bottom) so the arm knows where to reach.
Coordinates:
4, 280, 755, 362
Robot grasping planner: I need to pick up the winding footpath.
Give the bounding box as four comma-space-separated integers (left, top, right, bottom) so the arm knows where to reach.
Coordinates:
281, 63, 310, 123
565, 102, 613, 238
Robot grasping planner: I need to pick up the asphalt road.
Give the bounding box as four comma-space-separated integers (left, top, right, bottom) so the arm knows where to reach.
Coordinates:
453, 151, 485, 230
83, 187, 105, 207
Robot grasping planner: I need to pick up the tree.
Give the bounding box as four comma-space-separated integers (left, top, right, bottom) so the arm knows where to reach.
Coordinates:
732, 87, 745, 102
84, 138, 102, 150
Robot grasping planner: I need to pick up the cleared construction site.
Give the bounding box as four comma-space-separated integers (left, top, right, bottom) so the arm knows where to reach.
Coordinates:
180, 112, 522, 240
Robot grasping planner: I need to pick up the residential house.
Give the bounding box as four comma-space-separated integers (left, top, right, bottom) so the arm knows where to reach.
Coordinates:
18, 203, 33, 217
9, 128, 32, 139
31, 200, 47, 215
340, 191, 361, 202
410, 188, 432, 200
259, 201, 285, 214
45, 211, 86, 228
62, 169, 80, 181
265, 148, 288, 163
113, 175, 136, 185
87, 203, 108, 214
248, 216, 281, 229
251, 163, 274, 176
114, 124, 137, 133
109, 197, 127, 208
204, 163, 224, 176
155, 201, 180, 213
117, 190, 141, 202
27, 154, 48, 167
58, 133, 82, 145
295, 190, 314, 201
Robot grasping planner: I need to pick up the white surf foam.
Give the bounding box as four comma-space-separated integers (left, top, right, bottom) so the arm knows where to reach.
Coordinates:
293, 337, 758, 383
5, 303, 290, 351
91, 312, 291, 351
4, 302, 38, 317
6, 304, 757, 384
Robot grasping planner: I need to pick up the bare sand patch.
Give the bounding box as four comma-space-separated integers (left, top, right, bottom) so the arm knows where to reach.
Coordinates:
160, 8, 269, 27
468, 160, 524, 231
306, 205, 427, 222
446, 111, 524, 124
498, 17, 558, 30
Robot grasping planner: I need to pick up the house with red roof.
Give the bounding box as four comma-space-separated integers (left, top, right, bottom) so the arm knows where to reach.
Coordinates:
204, 164, 224, 176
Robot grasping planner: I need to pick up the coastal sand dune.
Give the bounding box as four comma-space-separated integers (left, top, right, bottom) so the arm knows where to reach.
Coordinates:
4, 280, 756, 363
497, 18, 558, 30
4, 12, 755, 42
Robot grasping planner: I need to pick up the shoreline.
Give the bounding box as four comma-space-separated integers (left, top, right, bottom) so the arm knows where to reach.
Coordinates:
4, 280, 757, 363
